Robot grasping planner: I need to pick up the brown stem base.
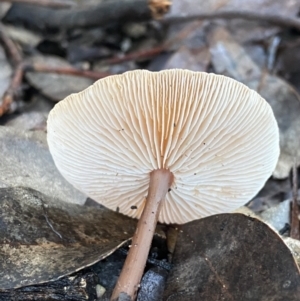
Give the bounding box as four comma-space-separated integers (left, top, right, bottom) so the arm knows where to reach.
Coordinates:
111, 169, 173, 301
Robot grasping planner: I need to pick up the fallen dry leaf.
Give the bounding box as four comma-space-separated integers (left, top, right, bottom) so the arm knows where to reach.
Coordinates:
0, 186, 137, 289
0, 45, 12, 100
247, 177, 290, 212
168, 0, 299, 43
276, 43, 300, 94
208, 26, 300, 179
164, 46, 210, 71
0, 2, 11, 19
164, 213, 300, 301
1, 24, 42, 48
5, 111, 47, 131
0, 126, 86, 205
169, 0, 299, 16
26, 55, 94, 101
284, 237, 300, 268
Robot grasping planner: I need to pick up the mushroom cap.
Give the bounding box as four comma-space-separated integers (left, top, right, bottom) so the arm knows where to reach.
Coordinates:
47, 69, 279, 224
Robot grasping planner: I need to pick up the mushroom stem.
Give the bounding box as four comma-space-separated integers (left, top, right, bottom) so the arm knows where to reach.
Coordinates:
111, 169, 173, 301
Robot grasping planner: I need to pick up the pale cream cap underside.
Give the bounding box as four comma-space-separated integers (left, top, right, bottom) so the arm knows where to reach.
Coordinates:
47, 69, 279, 224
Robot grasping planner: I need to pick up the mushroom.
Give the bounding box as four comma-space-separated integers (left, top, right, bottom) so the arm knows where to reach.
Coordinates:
47, 69, 279, 301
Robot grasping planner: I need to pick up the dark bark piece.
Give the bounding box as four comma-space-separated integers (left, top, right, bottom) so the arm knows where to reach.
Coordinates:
3, 0, 170, 31
291, 162, 300, 239
164, 213, 300, 301
0, 186, 137, 289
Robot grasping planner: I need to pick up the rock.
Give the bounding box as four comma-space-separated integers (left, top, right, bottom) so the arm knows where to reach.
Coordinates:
137, 267, 168, 301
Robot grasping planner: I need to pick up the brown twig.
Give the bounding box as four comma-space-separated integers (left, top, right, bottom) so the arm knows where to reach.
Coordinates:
291, 161, 300, 240
105, 47, 165, 65
27, 63, 112, 80
0, 0, 75, 8
0, 58, 112, 116
0, 22, 112, 116
0, 25, 24, 116
162, 11, 300, 30
104, 21, 202, 65
0, 64, 24, 116
0, 25, 22, 66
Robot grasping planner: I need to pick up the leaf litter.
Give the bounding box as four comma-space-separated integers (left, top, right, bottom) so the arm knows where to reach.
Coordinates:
164, 213, 300, 301
0, 186, 137, 289
1, 0, 300, 299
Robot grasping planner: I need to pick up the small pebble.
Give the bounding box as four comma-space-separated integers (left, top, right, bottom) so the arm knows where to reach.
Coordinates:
96, 284, 106, 298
